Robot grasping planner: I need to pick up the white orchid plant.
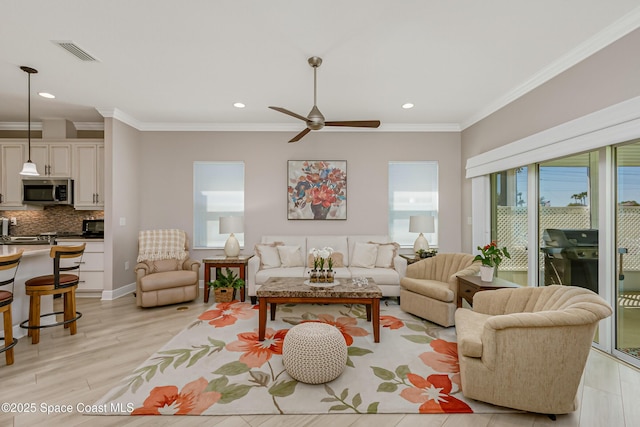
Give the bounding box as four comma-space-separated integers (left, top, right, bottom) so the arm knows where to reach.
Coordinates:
309, 246, 334, 270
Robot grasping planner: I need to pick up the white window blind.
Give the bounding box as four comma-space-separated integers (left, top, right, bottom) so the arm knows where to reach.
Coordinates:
388, 161, 439, 247
193, 161, 244, 248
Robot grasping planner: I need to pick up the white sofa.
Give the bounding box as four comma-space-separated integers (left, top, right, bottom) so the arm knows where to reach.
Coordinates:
248, 235, 407, 303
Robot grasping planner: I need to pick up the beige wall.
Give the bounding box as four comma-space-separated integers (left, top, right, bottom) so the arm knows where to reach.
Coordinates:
132, 130, 462, 265
106, 118, 141, 292
460, 27, 640, 252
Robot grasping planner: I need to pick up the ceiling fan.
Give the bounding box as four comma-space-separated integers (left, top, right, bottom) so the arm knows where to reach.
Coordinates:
269, 56, 381, 143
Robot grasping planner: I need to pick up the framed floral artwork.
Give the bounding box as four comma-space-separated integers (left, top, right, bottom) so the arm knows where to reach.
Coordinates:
287, 160, 347, 220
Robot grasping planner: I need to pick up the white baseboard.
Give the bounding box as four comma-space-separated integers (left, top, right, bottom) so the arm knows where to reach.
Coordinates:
101, 282, 136, 300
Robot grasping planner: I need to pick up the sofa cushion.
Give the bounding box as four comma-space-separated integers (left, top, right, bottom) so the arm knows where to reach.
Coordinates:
351, 242, 378, 268
139, 270, 197, 292
255, 243, 283, 269
277, 245, 305, 267
307, 252, 345, 269
149, 258, 180, 273
255, 267, 306, 284
349, 267, 400, 286
306, 236, 349, 266
400, 277, 454, 303
455, 308, 490, 358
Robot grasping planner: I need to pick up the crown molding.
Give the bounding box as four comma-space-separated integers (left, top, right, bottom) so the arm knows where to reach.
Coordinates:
0, 121, 103, 131
0, 122, 42, 131
461, 6, 640, 130
465, 95, 640, 178
92, 108, 460, 132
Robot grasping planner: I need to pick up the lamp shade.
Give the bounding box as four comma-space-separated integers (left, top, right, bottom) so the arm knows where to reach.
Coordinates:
409, 215, 435, 233
19, 161, 39, 176
219, 216, 244, 234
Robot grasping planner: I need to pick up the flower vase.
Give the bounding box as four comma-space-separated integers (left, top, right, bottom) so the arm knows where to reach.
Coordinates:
480, 265, 495, 282
318, 269, 326, 283
310, 269, 318, 283
326, 269, 334, 283
311, 204, 331, 220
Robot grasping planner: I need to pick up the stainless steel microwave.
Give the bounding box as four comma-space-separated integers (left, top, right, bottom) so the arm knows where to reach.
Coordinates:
22, 178, 74, 205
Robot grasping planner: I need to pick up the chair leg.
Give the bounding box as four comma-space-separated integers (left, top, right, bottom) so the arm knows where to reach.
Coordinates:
27, 293, 34, 338
31, 294, 41, 344
63, 291, 70, 329
69, 289, 77, 336
3, 308, 14, 365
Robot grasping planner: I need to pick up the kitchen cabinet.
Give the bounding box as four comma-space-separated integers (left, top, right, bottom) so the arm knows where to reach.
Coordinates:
73, 143, 104, 209
31, 143, 72, 177
0, 143, 26, 208
57, 240, 104, 296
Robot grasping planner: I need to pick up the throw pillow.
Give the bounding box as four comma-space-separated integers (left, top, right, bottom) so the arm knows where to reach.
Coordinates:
370, 241, 400, 268
277, 245, 304, 267
351, 242, 378, 268
255, 242, 283, 269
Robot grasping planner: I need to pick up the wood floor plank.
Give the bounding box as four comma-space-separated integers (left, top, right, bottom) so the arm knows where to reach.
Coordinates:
1, 296, 638, 427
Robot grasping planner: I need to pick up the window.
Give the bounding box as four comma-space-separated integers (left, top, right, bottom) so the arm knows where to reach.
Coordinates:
388, 161, 438, 247
193, 161, 244, 248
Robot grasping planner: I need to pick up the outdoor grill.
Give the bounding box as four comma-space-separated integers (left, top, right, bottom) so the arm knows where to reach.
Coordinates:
541, 228, 599, 293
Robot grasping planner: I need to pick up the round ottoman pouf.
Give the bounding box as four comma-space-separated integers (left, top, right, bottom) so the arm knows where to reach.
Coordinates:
282, 322, 348, 384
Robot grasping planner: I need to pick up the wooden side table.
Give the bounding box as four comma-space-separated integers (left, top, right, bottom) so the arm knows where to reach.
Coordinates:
457, 275, 521, 308
203, 255, 253, 303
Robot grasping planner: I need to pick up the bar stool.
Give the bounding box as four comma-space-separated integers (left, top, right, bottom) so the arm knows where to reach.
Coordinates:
20, 244, 85, 344
1, 250, 22, 365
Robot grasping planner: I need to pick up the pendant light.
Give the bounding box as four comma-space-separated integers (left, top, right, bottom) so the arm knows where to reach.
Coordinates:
19, 66, 39, 176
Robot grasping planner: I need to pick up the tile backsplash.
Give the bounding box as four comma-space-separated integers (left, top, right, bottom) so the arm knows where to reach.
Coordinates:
0, 206, 104, 235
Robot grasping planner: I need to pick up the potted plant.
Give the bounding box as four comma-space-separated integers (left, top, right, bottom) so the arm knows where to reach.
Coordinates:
474, 242, 511, 282
208, 268, 245, 302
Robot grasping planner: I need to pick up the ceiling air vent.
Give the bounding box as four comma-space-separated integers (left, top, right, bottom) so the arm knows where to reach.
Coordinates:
52, 41, 98, 62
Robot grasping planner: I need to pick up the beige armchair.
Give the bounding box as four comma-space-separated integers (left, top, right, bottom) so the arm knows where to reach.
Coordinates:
455, 285, 612, 415
135, 230, 200, 307
400, 253, 480, 326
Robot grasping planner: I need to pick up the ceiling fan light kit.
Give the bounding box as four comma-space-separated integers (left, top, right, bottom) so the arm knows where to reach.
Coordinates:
269, 56, 381, 142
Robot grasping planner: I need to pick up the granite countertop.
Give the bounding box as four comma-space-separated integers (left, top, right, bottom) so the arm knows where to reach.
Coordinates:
257, 276, 382, 298
0, 245, 52, 256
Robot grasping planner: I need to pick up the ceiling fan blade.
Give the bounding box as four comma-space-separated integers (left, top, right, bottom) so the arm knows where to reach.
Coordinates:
269, 106, 309, 122
324, 120, 381, 128
289, 128, 311, 143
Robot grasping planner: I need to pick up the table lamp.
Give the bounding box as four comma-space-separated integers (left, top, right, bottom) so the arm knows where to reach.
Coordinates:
409, 215, 435, 253
220, 216, 243, 257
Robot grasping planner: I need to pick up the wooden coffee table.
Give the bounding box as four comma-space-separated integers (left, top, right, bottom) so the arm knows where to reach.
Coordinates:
256, 277, 383, 343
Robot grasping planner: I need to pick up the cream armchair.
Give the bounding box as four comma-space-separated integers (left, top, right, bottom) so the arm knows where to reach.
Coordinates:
399, 253, 480, 326
455, 285, 612, 415
135, 230, 200, 308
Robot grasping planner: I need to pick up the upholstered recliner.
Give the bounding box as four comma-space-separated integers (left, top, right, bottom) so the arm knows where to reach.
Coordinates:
135, 230, 200, 308
399, 253, 480, 326
455, 285, 612, 415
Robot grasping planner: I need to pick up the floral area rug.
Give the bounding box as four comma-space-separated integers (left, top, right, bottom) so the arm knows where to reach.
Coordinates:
95, 300, 514, 416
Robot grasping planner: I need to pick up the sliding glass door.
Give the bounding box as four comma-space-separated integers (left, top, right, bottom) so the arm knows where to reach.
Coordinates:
615, 141, 640, 362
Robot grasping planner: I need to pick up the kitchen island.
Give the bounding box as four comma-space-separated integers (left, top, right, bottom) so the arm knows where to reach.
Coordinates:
0, 245, 55, 340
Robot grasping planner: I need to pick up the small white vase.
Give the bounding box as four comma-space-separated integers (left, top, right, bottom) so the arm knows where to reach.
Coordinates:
480, 265, 495, 282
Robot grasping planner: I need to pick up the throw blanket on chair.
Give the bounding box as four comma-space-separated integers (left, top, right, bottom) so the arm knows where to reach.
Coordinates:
137, 229, 187, 262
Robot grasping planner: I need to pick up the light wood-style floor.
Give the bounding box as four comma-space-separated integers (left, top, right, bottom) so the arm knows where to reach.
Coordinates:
1, 296, 639, 427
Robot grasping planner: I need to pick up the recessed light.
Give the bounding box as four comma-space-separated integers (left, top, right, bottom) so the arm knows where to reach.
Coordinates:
38, 92, 55, 99
233, 102, 246, 108
402, 103, 414, 109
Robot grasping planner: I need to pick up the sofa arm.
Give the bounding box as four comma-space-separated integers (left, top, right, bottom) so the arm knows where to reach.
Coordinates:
393, 255, 407, 278
182, 258, 201, 272
247, 255, 261, 296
